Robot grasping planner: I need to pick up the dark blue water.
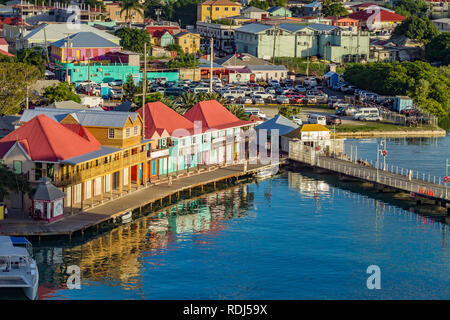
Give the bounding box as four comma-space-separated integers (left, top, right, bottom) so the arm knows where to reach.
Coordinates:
8, 134, 449, 300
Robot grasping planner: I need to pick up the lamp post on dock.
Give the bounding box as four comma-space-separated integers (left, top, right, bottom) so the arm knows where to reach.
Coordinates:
445, 159, 449, 200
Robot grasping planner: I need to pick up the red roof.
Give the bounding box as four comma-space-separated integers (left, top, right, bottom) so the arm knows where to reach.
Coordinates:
348, 9, 406, 22
145, 26, 181, 36
0, 17, 26, 27
147, 29, 174, 38
0, 114, 101, 162
0, 38, 7, 45
183, 100, 252, 131
137, 102, 195, 138
0, 49, 13, 57
351, 2, 381, 8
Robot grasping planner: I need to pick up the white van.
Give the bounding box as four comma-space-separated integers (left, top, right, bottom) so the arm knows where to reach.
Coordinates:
307, 114, 326, 125
245, 108, 267, 119
352, 107, 380, 120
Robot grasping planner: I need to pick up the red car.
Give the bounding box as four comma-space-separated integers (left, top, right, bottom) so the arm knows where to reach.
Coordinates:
289, 95, 306, 104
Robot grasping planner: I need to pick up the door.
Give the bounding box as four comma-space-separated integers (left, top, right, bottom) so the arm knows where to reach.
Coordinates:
9, 191, 23, 210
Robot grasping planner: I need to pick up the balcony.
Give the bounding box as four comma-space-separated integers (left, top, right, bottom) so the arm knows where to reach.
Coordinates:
54, 151, 148, 187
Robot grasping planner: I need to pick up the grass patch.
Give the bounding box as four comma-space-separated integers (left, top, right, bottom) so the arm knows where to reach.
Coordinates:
330, 122, 439, 133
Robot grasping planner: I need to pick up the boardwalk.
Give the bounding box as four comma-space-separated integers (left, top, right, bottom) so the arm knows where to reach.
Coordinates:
290, 153, 449, 206
0, 162, 277, 237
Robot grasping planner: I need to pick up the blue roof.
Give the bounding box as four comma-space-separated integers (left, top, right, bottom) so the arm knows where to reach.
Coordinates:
303, 1, 321, 8
255, 115, 299, 135
51, 32, 121, 48
9, 237, 31, 245
267, 6, 290, 13
308, 23, 337, 32
235, 23, 272, 34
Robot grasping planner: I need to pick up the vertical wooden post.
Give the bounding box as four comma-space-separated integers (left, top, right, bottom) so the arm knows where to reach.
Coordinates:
100, 175, 104, 202
119, 169, 123, 195
128, 167, 131, 192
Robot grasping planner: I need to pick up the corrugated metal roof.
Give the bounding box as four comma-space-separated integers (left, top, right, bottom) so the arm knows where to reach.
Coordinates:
20, 108, 138, 128
24, 23, 120, 43
247, 65, 287, 71
51, 32, 121, 48
235, 23, 272, 34
62, 146, 120, 165
242, 6, 266, 13
279, 23, 308, 33
307, 23, 337, 32
32, 177, 65, 201
255, 115, 298, 135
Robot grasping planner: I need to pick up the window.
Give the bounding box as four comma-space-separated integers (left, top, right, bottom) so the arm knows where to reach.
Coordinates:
134, 125, 139, 136
232, 7, 236, 11
160, 138, 167, 148
13, 161, 22, 174
116, 11, 120, 15
215, 7, 219, 11
225, 7, 228, 11
35, 163, 42, 181
108, 128, 115, 139
126, 128, 131, 138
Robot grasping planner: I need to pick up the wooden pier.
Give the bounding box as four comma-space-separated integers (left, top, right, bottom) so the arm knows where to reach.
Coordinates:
289, 152, 450, 212
0, 161, 282, 238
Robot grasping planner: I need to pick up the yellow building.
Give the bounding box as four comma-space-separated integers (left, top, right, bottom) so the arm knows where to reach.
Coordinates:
197, 0, 242, 22
104, 3, 144, 24
174, 32, 201, 54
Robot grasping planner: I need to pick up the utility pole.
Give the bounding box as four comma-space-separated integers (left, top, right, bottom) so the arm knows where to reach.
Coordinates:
64, 33, 71, 83
43, 26, 49, 64
306, 34, 311, 77
209, 36, 213, 93
272, 26, 277, 64
142, 42, 147, 140
87, 50, 91, 95
446, 159, 449, 200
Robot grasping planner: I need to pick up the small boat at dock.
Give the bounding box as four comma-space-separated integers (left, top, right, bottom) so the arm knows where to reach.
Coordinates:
0, 236, 39, 300
120, 211, 133, 224
255, 166, 279, 179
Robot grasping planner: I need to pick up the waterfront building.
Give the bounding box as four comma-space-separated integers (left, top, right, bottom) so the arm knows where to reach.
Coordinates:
137, 101, 195, 178
3, 108, 151, 213
234, 22, 370, 63
255, 114, 299, 153
184, 100, 253, 165
197, 0, 242, 22
432, 18, 450, 32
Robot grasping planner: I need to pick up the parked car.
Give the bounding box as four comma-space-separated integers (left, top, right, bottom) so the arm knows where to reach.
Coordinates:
359, 113, 382, 121
276, 95, 290, 104
252, 96, 265, 104
326, 115, 342, 125
110, 89, 122, 100
304, 77, 317, 87
307, 114, 327, 125
245, 108, 267, 119
352, 107, 380, 120
108, 80, 123, 87
295, 85, 307, 93
240, 97, 253, 104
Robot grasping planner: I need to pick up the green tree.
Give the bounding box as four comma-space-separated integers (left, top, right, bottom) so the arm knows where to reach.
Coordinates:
43, 82, 81, 103
343, 61, 450, 119
177, 91, 198, 110
249, 0, 269, 10
225, 104, 250, 121
393, 0, 429, 18
16, 47, 47, 77
120, 0, 145, 27
394, 17, 439, 44
115, 27, 151, 54
322, 0, 349, 17
166, 53, 199, 68
122, 74, 138, 102
0, 163, 32, 203
278, 106, 299, 119
425, 33, 450, 65
197, 91, 228, 106
0, 62, 40, 114
166, 43, 183, 55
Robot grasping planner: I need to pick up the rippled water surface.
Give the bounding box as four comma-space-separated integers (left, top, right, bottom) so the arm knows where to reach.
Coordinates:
6, 136, 450, 300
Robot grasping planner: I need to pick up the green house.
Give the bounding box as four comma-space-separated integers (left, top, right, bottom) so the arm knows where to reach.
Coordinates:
267, 6, 292, 18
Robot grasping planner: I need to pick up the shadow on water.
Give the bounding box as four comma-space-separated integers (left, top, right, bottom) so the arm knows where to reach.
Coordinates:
30, 180, 256, 299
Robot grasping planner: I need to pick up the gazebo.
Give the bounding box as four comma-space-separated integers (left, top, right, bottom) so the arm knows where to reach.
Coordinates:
31, 177, 65, 222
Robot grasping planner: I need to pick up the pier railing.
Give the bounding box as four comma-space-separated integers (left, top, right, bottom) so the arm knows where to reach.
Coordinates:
316, 156, 448, 201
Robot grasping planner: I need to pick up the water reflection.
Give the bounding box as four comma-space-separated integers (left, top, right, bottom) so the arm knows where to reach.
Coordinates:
34, 184, 254, 299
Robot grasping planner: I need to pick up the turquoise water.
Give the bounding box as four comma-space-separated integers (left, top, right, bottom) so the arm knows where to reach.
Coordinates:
9, 136, 450, 300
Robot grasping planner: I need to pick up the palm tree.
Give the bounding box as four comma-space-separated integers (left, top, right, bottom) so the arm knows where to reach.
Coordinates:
160, 96, 186, 114
198, 91, 228, 106
225, 104, 250, 121
120, 0, 145, 27
177, 92, 198, 110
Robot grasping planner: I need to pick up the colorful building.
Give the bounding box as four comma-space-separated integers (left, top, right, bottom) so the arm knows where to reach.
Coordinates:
1, 108, 152, 214
197, 0, 242, 22
348, 9, 406, 31
50, 32, 122, 63
104, 3, 145, 24
267, 6, 292, 18
325, 16, 359, 29
147, 29, 175, 47
174, 31, 201, 54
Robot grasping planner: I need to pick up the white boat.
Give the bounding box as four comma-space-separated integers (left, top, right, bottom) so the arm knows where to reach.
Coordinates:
255, 166, 279, 179
121, 211, 133, 224
0, 236, 39, 300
